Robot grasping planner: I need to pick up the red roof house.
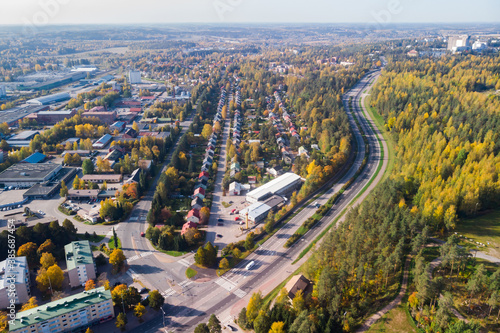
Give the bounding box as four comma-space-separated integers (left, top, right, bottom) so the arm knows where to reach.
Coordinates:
186, 209, 200, 223
193, 187, 205, 200
181, 221, 198, 235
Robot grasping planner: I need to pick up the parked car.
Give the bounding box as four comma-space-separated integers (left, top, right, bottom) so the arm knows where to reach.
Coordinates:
217, 218, 223, 222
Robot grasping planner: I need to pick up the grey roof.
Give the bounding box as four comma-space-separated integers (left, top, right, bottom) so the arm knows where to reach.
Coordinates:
239, 202, 272, 221
27, 92, 70, 105
263, 195, 285, 209
0, 256, 28, 288
0, 163, 60, 182
9, 130, 39, 141
246, 172, 301, 201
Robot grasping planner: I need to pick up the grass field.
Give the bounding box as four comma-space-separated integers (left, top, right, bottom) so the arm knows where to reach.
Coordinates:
455, 210, 500, 259
186, 267, 197, 279
367, 303, 418, 333
78, 233, 105, 243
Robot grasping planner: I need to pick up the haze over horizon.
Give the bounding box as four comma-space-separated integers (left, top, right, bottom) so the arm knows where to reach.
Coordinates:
0, 0, 499, 26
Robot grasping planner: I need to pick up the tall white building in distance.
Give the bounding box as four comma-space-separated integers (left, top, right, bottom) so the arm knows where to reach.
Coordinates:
447, 35, 471, 53
129, 70, 141, 84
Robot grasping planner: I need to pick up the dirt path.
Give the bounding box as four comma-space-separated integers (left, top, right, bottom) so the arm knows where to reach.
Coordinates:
356, 257, 411, 332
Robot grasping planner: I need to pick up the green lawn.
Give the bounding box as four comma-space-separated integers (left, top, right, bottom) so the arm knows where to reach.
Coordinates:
108, 236, 122, 250
367, 303, 418, 333
454, 210, 500, 259
363, 94, 396, 181
186, 267, 197, 279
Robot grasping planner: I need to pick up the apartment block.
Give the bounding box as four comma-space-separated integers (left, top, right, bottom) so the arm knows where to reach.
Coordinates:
9, 287, 114, 333
64, 241, 96, 288
0, 257, 30, 309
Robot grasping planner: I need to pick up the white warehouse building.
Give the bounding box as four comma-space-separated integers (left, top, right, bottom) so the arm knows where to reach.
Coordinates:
246, 172, 302, 204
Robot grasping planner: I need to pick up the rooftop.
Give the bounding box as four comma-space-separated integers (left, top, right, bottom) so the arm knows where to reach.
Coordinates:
22, 152, 46, 164
9, 287, 111, 331
0, 163, 60, 182
27, 92, 70, 105
246, 172, 301, 201
9, 130, 39, 141
239, 202, 272, 220
0, 256, 28, 288
64, 240, 94, 271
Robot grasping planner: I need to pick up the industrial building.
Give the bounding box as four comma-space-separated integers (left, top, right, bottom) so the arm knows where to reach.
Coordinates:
246, 172, 302, 203
9, 287, 114, 333
129, 70, 141, 84
82, 111, 117, 124
26, 92, 71, 106
0, 163, 62, 188
17, 71, 86, 91
0, 105, 49, 127
239, 195, 285, 223
92, 134, 113, 149
447, 35, 471, 53
9, 130, 40, 142
25, 109, 77, 125
23, 167, 77, 200
81, 174, 122, 183
65, 241, 96, 288
0, 256, 31, 309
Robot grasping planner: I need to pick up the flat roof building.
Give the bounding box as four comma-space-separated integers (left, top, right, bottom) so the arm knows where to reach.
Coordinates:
21, 152, 47, 164
82, 111, 117, 125
25, 109, 77, 125
9, 130, 39, 141
246, 172, 302, 204
0, 163, 62, 187
239, 202, 272, 224
26, 92, 71, 106
0, 256, 31, 309
64, 241, 96, 288
92, 134, 113, 149
81, 174, 122, 183
129, 71, 141, 84
9, 287, 114, 333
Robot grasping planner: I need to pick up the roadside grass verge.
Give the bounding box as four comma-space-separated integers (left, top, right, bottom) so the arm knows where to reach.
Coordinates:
362, 94, 395, 181
186, 267, 198, 279
108, 236, 122, 250
78, 233, 105, 243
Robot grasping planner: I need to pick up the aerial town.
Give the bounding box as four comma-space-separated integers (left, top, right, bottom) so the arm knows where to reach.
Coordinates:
0, 17, 499, 333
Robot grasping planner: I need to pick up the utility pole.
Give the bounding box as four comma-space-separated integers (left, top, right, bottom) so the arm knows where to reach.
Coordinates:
161, 307, 166, 331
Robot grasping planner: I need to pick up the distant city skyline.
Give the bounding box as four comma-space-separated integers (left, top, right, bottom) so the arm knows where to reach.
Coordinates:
0, 0, 499, 26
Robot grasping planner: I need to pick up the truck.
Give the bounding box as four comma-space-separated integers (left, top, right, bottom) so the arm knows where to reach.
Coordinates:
246, 261, 255, 270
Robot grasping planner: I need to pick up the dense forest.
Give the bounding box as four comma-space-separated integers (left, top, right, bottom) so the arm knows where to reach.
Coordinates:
371, 54, 500, 231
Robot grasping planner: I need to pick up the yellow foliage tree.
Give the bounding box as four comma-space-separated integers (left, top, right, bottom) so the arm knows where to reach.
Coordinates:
40, 252, 56, 269
85, 279, 96, 291
19, 297, 38, 312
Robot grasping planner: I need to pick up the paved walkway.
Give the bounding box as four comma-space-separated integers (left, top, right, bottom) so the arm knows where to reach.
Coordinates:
356, 257, 411, 332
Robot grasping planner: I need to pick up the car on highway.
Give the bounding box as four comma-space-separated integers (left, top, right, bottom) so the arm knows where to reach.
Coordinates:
140, 232, 145, 237
217, 218, 223, 222
245, 261, 255, 270
216, 234, 223, 238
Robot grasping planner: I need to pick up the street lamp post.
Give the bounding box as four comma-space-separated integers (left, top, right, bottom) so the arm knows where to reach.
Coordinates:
161, 307, 166, 331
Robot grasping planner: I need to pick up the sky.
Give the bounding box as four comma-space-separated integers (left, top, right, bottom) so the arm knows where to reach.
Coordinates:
0, 0, 499, 26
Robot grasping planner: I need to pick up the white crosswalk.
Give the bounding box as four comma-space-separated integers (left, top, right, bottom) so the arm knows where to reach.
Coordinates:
178, 258, 191, 267
161, 288, 176, 297
126, 251, 153, 264
234, 288, 247, 298
179, 280, 193, 288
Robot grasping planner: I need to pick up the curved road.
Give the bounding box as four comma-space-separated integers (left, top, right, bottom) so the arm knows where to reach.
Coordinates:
110, 69, 387, 333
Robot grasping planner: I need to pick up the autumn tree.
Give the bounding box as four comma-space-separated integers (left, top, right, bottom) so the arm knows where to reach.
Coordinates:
37, 239, 55, 256
60, 180, 68, 197
246, 291, 263, 325
109, 248, 126, 271
219, 258, 229, 270
85, 279, 96, 291
200, 207, 210, 224
19, 297, 38, 312
36, 264, 64, 293
40, 252, 56, 269
115, 312, 127, 331
17, 242, 38, 267
269, 321, 286, 333
134, 303, 146, 322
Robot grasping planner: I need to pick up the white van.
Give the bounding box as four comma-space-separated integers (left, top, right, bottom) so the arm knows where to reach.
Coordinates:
246, 261, 255, 270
